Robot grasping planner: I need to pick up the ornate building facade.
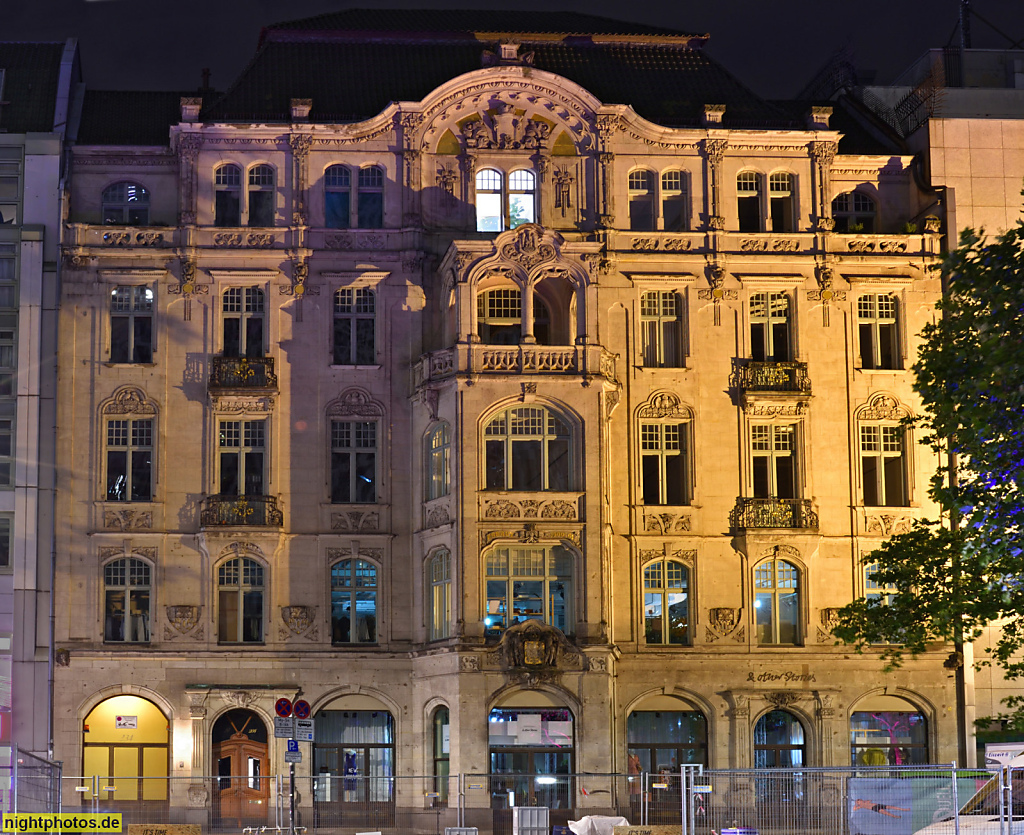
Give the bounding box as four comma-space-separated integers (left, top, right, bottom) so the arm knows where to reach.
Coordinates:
54, 10, 951, 826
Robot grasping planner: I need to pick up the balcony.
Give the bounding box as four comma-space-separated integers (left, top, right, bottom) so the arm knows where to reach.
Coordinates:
734, 361, 810, 393
200, 494, 283, 527
414, 344, 617, 386
731, 498, 818, 530
208, 356, 278, 390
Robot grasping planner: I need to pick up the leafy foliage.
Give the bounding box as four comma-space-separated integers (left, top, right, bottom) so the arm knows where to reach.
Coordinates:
835, 217, 1024, 703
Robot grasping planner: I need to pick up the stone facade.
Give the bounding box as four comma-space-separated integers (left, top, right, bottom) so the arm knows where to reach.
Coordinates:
53, 18, 952, 817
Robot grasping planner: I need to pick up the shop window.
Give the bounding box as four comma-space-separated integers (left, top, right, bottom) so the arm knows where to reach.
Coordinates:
627, 710, 707, 773
331, 559, 378, 644
483, 405, 571, 491
484, 545, 573, 636
850, 707, 927, 765
218, 557, 264, 643
102, 182, 150, 225
488, 707, 574, 809
103, 557, 151, 643
643, 559, 689, 645
110, 286, 154, 363
754, 559, 800, 645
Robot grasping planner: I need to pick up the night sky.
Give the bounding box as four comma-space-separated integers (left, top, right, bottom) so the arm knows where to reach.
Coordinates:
4, 0, 1023, 98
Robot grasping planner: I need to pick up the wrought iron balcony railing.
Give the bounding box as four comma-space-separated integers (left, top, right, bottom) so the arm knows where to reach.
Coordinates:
731, 498, 818, 530
209, 356, 278, 390
200, 494, 283, 527
734, 361, 810, 393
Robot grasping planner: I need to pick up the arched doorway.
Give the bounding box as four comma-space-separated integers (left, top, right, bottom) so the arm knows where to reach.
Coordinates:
313, 694, 396, 829
212, 708, 269, 827
753, 710, 807, 816
850, 695, 928, 765
82, 695, 169, 806
627, 695, 708, 823
489, 691, 575, 835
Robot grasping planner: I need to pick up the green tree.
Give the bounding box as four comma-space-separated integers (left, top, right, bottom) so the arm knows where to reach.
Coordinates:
834, 216, 1024, 717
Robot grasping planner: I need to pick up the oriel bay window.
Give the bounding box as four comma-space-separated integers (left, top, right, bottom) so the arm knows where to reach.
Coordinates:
223, 287, 265, 358
106, 418, 153, 501
218, 557, 264, 643
103, 558, 151, 643
484, 406, 571, 491
110, 286, 153, 363
751, 424, 797, 499
484, 545, 573, 636
331, 420, 377, 503
331, 559, 378, 644
643, 559, 690, 645
860, 425, 907, 507
219, 420, 266, 497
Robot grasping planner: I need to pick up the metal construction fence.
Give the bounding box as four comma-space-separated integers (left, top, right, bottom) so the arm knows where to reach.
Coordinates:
12, 765, 1024, 834
3, 749, 62, 814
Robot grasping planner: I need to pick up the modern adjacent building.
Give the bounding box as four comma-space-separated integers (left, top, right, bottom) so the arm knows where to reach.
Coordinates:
0, 39, 80, 777
54, 11, 952, 829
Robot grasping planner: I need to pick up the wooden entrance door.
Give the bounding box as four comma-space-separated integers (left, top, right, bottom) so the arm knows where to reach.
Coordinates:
214, 732, 269, 827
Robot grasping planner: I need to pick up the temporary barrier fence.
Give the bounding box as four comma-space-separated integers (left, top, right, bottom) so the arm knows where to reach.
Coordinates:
22, 765, 1024, 835
6, 749, 62, 814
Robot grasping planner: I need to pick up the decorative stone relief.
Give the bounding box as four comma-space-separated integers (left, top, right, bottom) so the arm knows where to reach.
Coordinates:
708, 607, 741, 640
221, 690, 258, 708
864, 514, 914, 536
331, 510, 380, 531
424, 502, 451, 528
165, 605, 203, 641
103, 509, 153, 531
324, 233, 385, 250
459, 107, 551, 151
588, 656, 608, 673
765, 691, 800, 708
816, 693, 836, 718
279, 605, 319, 641
740, 238, 800, 252
327, 388, 385, 417
482, 497, 578, 521
54, 648, 70, 667
744, 401, 808, 417
643, 512, 691, 535
437, 164, 458, 215
637, 391, 693, 420
459, 654, 480, 672
102, 387, 156, 416
210, 396, 275, 414
857, 393, 911, 421
480, 525, 581, 549
498, 224, 556, 268
487, 619, 585, 687
817, 608, 841, 643
187, 783, 210, 808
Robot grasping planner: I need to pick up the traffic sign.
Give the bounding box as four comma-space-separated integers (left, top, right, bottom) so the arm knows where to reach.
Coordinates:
287, 740, 299, 753
294, 718, 314, 741
293, 699, 311, 719
285, 750, 302, 764
274, 716, 295, 739
275, 698, 293, 718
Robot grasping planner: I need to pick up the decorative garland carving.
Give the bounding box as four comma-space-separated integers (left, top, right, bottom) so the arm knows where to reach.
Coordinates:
857, 393, 911, 421
643, 512, 691, 534
103, 509, 153, 531
102, 387, 157, 416
864, 514, 914, 536
637, 391, 693, 420
327, 388, 385, 417
331, 511, 380, 532
480, 525, 581, 549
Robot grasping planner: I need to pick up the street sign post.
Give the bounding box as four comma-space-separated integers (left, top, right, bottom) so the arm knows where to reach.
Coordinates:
274, 716, 294, 739
294, 718, 314, 741
275, 698, 293, 718
293, 699, 311, 719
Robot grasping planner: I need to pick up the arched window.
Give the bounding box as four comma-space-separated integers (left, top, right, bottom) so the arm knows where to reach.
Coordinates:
643, 559, 689, 645
331, 559, 378, 644
484, 545, 573, 636
103, 557, 151, 642
769, 172, 795, 232
357, 166, 384, 228
508, 170, 536, 227
214, 164, 242, 227
484, 405, 571, 491
425, 423, 451, 500
102, 182, 150, 225
324, 165, 351, 229
475, 168, 503, 231
627, 709, 707, 771
247, 164, 275, 227
832, 191, 876, 233
427, 549, 451, 641
754, 558, 800, 644
218, 557, 264, 643
432, 707, 450, 802
333, 288, 375, 365
661, 170, 687, 232
850, 698, 927, 765
754, 710, 805, 767
628, 170, 655, 231
222, 287, 265, 358
857, 293, 899, 369
737, 171, 761, 232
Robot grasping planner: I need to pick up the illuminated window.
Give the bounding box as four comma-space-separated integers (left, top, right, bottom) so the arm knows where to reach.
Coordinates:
110, 285, 154, 363
428, 549, 452, 641
104, 558, 151, 643
643, 559, 689, 645
102, 182, 150, 225
331, 559, 378, 644
754, 559, 800, 645
484, 545, 573, 636
484, 406, 571, 491
218, 557, 264, 643
425, 423, 451, 500
475, 169, 536, 231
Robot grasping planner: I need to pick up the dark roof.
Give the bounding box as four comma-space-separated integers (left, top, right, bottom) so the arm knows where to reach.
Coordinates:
0, 42, 66, 133
767, 98, 904, 155
262, 9, 705, 41
204, 11, 789, 127
76, 90, 193, 146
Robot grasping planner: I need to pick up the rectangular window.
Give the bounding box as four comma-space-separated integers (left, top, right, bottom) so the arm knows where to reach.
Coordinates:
0, 316, 14, 398
357, 167, 384, 228
219, 420, 265, 497
0, 515, 10, 569
749, 292, 790, 362
640, 423, 688, 505
861, 425, 907, 506
331, 420, 377, 503
641, 291, 683, 367
110, 286, 154, 363
737, 172, 761, 232
0, 147, 22, 225
769, 173, 795, 233
333, 288, 376, 365
858, 294, 899, 369
751, 424, 796, 498
106, 419, 153, 501
0, 410, 13, 487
